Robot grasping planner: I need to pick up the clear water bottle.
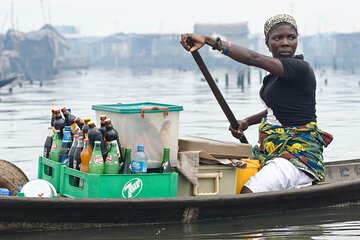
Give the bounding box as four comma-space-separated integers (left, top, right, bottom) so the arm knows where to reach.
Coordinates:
131, 145, 148, 174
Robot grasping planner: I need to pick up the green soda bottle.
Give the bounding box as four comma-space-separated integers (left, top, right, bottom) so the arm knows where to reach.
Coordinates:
50, 130, 62, 162
104, 142, 120, 174
160, 147, 172, 173
89, 140, 104, 174
122, 148, 132, 174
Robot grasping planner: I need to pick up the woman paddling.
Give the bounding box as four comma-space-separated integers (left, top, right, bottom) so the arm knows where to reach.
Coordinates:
181, 14, 333, 193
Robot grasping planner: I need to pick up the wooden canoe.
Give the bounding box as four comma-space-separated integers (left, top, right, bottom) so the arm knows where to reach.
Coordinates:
0, 76, 17, 88
0, 157, 360, 233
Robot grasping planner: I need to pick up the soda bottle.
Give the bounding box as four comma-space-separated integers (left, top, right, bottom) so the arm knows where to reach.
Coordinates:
68, 134, 79, 169
131, 145, 148, 174
50, 108, 56, 127
58, 126, 72, 163
73, 136, 84, 186
89, 140, 104, 174
88, 121, 108, 159
104, 118, 124, 166
160, 148, 172, 173
81, 117, 91, 140
122, 148, 132, 174
80, 139, 92, 173
50, 130, 62, 162
99, 115, 107, 136
43, 126, 53, 158
61, 107, 84, 133
104, 142, 120, 174
53, 109, 66, 139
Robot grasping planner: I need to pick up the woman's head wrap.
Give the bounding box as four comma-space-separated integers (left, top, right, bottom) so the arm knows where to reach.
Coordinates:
264, 14, 298, 38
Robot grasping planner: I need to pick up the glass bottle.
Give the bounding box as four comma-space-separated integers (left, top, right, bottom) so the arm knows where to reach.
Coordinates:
81, 117, 91, 140
122, 148, 132, 174
160, 147, 172, 173
50, 130, 62, 162
89, 140, 104, 174
104, 142, 120, 174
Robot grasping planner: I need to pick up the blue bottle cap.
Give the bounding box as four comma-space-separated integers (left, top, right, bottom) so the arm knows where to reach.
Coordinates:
64, 126, 71, 131
137, 145, 144, 151
0, 188, 11, 196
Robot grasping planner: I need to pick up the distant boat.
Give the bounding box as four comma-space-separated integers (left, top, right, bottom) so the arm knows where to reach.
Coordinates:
0, 76, 18, 88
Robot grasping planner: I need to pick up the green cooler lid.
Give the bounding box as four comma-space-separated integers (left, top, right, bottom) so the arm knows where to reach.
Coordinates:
92, 102, 183, 114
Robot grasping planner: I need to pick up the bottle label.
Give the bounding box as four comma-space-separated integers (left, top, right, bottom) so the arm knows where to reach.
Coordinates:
106, 155, 113, 163
131, 160, 147, 173
51, 143, 58, 151
93, 155, 103, 164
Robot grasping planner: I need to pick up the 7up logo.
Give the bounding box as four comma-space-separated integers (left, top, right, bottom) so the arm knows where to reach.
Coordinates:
122, 178, 143, 198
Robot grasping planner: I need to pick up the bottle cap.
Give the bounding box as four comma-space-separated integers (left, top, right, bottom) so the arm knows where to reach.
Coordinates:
88, 121, 95, 127
100, 115, 107, 120
0, 188, 11, 196
64, 126, 71, 131
54, 109, 60, 114
84, 117, 91, 122
60, 107, 67, 112
137, 145, 144, 151
104, 119, 112, 124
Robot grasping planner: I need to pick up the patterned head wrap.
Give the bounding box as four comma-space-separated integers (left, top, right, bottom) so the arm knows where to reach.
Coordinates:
264, 14, 298, 38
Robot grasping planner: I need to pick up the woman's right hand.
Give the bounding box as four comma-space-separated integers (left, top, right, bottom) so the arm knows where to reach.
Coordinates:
229, 120, 249, 139
180, 33, 205, 52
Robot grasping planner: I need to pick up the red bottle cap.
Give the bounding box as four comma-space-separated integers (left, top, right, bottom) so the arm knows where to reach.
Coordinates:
100, 115, 107, 120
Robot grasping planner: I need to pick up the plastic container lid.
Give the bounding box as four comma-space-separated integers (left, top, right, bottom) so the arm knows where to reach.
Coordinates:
92, 102, 183, 114
20, 179, 57, 198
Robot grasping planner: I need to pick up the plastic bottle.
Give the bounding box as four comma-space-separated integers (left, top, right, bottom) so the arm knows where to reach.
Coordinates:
81, 117, 91, 140
122, 148, 132, 174
104, 142, 120, 174
104, 118, 124, 165
50, 108, 56, 127
61, 107, 84, 133
131, 145, 148, 174
68, 134, 79, 169
73, 136, 84, 186
50, 130, 62, 162
88, 121, 108, 159
80, 139, 92, 173
43, 126, 53, 158
58, 126, 72, 163
53, 109, 66, 139
89, 140, 104, 174
99, 115, 107, 136
160, 147, 172, 173
0, 188, 11, 196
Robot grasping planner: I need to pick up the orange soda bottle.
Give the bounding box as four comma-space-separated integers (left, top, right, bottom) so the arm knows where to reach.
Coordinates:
80, 139, 92, 173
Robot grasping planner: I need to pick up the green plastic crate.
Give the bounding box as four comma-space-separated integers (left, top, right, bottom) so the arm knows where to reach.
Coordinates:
60, 166, 178, 198
38, 156, 66, 192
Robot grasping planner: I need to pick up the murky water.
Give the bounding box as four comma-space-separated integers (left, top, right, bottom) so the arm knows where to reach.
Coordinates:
0, 67, 359, 238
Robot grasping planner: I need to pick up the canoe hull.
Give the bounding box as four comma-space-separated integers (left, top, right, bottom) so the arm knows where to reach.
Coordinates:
1, 158, 360, 232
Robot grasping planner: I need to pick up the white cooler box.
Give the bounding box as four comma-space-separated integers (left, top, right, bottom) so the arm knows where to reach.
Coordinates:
92, 102, 183, 168
177, 165, 237, 196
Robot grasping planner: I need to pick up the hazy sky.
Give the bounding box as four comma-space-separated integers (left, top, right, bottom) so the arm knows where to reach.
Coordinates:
1, 0, 359, 37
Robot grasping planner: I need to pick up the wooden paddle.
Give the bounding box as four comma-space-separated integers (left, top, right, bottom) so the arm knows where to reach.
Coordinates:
186, 38, 248, 144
